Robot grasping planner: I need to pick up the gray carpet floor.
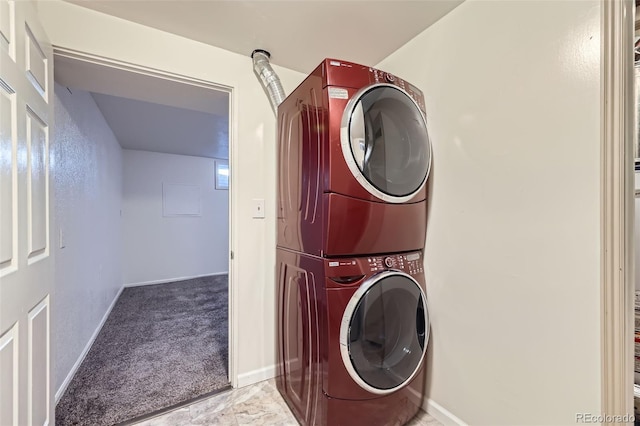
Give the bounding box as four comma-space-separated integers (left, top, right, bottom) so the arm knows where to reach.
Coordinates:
55, 275, 229, 426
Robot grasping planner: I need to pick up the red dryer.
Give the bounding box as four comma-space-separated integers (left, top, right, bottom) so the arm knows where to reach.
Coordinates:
277, 59, 432, 257
276, 248, 429, 426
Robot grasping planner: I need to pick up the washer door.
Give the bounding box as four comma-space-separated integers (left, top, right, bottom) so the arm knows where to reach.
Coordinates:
339, 271, 429, 394
340, 84, 431, 203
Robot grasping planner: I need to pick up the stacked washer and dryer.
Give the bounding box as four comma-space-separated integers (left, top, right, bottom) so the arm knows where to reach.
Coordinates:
275, 59, 432, 426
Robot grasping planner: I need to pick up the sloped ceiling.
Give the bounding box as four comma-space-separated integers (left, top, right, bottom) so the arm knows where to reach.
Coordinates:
54, 54, 230, 159
91, 92, 229, 160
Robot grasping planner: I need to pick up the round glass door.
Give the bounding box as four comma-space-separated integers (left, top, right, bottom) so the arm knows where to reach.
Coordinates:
340, 84, 431, 203
339, 271, 429, 394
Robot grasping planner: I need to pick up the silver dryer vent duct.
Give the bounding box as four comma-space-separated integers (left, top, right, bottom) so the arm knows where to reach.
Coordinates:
251, 49, 286, 115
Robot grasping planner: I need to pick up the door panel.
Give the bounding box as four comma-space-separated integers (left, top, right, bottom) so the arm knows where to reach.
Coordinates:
0, 324, 18, 426
28, 297, 48, 426
0, 0, 13, 56
0, 83, 15, 270
26, 108, 47, 260
0, 1, 53, 424
24, 25, 46, 96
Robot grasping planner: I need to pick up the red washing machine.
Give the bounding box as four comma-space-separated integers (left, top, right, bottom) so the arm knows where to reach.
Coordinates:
277, 59, 432, 257
276, 248, 429, 426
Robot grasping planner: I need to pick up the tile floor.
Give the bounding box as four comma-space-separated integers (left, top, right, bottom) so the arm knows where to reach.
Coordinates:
132, 379, 442, 426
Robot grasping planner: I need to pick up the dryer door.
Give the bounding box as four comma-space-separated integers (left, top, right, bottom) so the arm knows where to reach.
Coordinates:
339, 271, 429, 394
340, 84, 431, 203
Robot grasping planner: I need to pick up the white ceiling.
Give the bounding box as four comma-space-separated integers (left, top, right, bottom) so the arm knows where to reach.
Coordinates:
56, 0, 463, 159
65, 0, 464, 74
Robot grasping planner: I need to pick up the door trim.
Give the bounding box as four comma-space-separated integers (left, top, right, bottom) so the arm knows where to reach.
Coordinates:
601, 0, 634, 420
51, 46, 239, 387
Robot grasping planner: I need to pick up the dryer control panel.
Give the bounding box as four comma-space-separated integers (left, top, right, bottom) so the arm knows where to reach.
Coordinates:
369, 68, 426, 114
321, 58, 426, 115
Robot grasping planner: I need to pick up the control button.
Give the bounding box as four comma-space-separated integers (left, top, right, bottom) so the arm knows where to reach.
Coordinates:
384, 73, 395, 83
384, 257, 394, 268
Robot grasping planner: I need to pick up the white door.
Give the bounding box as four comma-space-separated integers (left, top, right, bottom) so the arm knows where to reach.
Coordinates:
0, 1, 53, 425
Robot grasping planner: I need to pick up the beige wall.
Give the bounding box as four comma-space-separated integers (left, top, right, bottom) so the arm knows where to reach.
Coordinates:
377, 0, 602, 424
38, 1, 305, 385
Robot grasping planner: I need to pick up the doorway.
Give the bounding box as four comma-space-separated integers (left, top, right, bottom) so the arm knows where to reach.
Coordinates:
50, 50, 236, 424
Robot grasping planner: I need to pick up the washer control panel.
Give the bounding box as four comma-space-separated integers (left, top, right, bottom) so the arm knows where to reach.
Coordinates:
366, 251, 423, 275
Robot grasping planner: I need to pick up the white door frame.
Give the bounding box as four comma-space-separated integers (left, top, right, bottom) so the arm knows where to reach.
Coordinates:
601, 0, 635, 421
51, 46, 239, 387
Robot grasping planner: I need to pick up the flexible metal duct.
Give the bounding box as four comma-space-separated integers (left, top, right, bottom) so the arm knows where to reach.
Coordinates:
251, 49, 286, 115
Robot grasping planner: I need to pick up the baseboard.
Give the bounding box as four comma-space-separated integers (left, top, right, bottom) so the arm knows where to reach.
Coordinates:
55, 285, 124, 404
124, 272, 228, 288
236, 365, 276, 388
423, 398, 467, 426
